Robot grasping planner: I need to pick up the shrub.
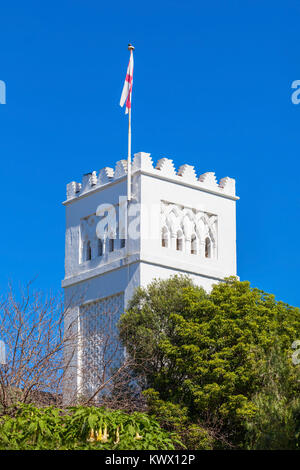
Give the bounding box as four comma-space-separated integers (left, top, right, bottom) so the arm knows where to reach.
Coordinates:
0, 403, 181, 450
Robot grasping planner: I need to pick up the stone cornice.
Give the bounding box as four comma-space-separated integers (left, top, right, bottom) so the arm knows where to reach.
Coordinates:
62, 251, 227, 288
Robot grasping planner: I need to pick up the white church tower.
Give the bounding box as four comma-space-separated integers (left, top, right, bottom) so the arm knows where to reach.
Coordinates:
62, 152, 238, 401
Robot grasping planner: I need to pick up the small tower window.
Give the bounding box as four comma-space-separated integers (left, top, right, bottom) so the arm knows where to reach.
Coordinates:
86, 241, 92, 261
191, 235, 197, 255
98, 239, 103, 257
176, 231, 183, 251
109, 238, 114, 252
120, 238, 126, 248
205, 237, 211, 258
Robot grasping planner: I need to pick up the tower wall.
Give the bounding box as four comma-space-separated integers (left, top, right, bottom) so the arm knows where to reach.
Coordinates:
62, 152, 238, 402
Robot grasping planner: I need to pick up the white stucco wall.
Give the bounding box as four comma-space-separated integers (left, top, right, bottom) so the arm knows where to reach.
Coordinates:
139, 173, 237, 282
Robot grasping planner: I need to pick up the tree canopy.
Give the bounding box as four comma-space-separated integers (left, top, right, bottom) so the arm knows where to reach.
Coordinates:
119, 276, 300, 448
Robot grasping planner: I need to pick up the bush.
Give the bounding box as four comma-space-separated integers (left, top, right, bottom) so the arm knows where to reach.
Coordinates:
0, 403, 181, 450
143, 389, 215, 450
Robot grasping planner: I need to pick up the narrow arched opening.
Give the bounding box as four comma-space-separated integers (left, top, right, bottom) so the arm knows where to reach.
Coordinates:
161, 227, 169, 248
176, 230, 183, 251
98, 239, 103, 256
205, 237, 211, 258
86, 241, 92, 261
109, 238, 114, 252
191, 235, 197, 255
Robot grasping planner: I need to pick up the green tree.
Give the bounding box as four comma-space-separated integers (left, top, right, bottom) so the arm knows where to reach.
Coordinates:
119, 275, 300, 448
244, 345, 300, 449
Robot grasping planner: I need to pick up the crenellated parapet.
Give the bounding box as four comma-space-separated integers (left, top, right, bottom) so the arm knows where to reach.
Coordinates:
156, 157, 176, 176
177, 164, 197, 182
65, 152, 237, 201
98, 167, 114, 185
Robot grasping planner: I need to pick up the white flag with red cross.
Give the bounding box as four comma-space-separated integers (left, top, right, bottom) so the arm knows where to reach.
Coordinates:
120, 48, 134, 114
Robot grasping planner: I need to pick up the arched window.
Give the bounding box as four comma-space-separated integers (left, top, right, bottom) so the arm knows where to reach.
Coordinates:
98, 239, 103, 257
109, 238, 114, 252
205, 237, 211, 258
191, 235, 197, 255
176, 231, 183, 251
86, 241, 92, 261
161, 227, 169, 248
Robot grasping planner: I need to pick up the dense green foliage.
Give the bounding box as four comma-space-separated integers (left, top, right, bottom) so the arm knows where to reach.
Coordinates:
1, 276, 299, 450
244, 346, 300, 449
119, 276, 300, 448
0, 403, 180, 450
143, 389, 215, 449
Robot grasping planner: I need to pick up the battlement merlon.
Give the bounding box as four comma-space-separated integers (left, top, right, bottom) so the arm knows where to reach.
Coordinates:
64, 152, 239, 204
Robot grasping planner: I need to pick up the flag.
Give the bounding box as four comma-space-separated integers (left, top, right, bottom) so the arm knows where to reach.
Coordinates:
120, 49, 134, 114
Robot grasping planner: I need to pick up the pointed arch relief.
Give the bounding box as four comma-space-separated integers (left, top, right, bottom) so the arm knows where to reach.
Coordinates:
166, 205, 182, 232
165, 204, 182, 222
160, 201, 218, 259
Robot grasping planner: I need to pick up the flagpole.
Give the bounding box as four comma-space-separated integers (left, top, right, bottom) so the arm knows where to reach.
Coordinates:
127, 44, 134, 202
127, 106, 132, 201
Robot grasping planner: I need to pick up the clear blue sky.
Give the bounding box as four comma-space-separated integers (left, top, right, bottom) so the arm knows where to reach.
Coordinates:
0, 0, 299, 306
